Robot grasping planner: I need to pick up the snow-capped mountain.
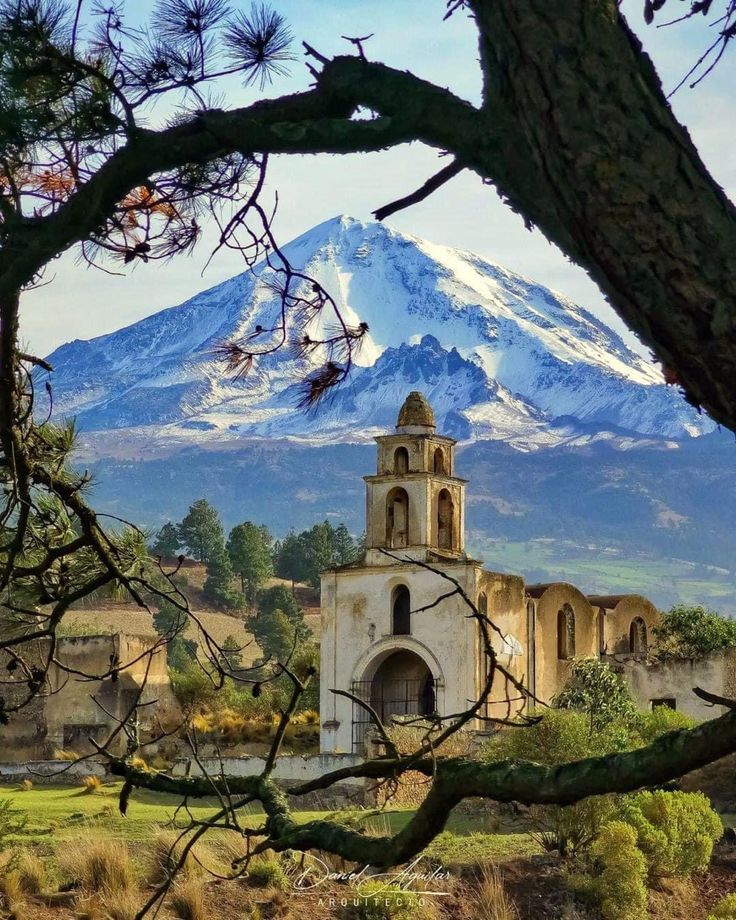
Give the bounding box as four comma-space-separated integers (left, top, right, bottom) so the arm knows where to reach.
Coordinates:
43, 215, 713, 449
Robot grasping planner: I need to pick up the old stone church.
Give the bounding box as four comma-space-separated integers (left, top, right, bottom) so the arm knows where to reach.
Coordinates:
319, 392, 661, 753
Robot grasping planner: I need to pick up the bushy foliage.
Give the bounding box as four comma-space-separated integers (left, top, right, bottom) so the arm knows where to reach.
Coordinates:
245, 857, 288, 889
634, 704, 696, 744
617, 790, 722, 877
708, 894, 736, 920
553, 657, 638, 730
653, 604, 736, 659
483, 709, 627, 855
590, 821, 648, 920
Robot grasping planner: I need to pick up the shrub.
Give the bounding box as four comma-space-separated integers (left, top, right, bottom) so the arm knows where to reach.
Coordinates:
245, 858, 287, 890
469, 863, 518, 920
483, 709, 623, 855
103, 891, 140, 920
169, 878, 205, 920
635, 705, 696, 743
146, 831, 199, 885
709, 894, 736, 920
617, 790, 722, 877
590, 821, 648, 920
653, 605, 736, 659
59, 838, 135, 894
81, 775, 103, 794
553, 657, 638, 730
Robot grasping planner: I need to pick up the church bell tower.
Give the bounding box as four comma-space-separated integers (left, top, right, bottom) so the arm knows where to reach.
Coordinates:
363, 392, 467, 565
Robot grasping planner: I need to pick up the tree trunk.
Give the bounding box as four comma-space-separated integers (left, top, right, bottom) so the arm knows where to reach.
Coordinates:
465, 0, 736, 428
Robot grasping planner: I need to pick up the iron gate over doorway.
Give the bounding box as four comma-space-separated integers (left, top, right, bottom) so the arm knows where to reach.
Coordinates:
350, 676, 439, 753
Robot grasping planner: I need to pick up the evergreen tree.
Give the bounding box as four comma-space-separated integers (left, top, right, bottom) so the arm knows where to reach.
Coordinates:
153, 599, 196, 666
227, 521, 273, 603
274, 531, 307, 588
150, 522, 181, 558
257, 585, 308, 642
251, 608, 295, 663
178, 499, 223, 564
333, 523, 358, 565
302, 520, 336, 589
219, 634, 244, 671
203, 541, 242, 609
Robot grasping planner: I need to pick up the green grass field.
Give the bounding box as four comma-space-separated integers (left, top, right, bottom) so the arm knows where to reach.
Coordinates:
0, 783, 538, 862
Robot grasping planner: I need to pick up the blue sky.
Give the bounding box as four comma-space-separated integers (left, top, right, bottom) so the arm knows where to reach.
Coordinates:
20, 0, 735, 356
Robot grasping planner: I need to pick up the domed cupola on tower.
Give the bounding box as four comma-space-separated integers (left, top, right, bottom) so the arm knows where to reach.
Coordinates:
362, 392, 467, 564
396, 391, 436, 434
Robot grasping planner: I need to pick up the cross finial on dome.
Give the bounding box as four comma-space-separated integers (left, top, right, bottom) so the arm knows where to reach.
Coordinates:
396, 391, 435, 432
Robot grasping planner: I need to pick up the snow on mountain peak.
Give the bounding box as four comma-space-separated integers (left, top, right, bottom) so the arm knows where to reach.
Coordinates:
41, 216, 713, 449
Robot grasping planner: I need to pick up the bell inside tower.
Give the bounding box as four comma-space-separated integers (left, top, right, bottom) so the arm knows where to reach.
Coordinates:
386, 487, 409, 548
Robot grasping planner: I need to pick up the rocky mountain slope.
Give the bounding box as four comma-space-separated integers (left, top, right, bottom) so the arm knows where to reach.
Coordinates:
43, 215, 711, 450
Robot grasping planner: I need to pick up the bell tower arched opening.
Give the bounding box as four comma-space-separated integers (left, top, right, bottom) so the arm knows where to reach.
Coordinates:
394, 446, 409, 474
437, 488, 454, 551
386, 488, 409, 548
433, 447, 446, 474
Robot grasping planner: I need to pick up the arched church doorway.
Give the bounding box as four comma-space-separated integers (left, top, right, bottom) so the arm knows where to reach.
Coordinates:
351, 648, 438, 751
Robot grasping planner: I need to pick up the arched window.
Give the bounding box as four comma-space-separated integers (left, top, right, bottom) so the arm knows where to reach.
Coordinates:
394, 446, 409, 475
392, 585, 411, 635
557, 604, 576, 660
386, 488, 409, 548
478, 592, 488, 617
433, 447, 446, 475
629, 617, 648, 655
437, 488, 454, 550
598, 609, 606, 656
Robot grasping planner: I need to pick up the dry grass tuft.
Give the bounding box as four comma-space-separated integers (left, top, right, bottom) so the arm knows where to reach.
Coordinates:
146, 831, 199, 886
169, 878, 206, 920
59, 838, 135, 895
469, 862, 519, 920
102, 890, 141, 920
0, 871, 26, 920
15, 851, 47, 895
80, 775, 103, 795
16, 780, 32, 793
648, 876, 699, 920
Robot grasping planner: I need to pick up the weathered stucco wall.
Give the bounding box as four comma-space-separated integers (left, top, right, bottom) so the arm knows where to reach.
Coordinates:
320, 560, 482, 752
599, 596, 659, 656
529, 584, 599, 705
622, 650, 736, 720
2, 633, 178, 761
